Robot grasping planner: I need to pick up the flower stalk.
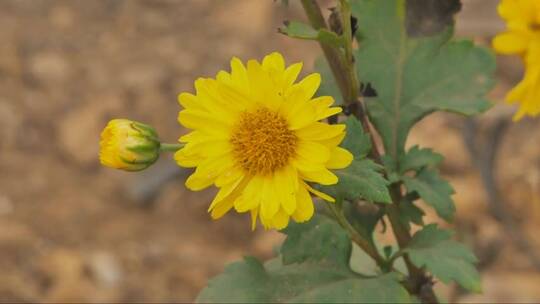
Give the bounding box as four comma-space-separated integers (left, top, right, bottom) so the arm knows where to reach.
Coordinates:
159, 143, 184, 152
325, 201, 387, 269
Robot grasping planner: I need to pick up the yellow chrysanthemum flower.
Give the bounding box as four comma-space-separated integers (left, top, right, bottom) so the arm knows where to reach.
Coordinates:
100, 119, 160, 171
493, 0, 540, 120
175, 52, 353, 230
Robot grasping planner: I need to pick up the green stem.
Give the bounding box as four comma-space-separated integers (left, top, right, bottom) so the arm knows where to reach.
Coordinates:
159, 143, 184, 152
339, 0, 360, 104
300, 0, 351, 103
325, 202, 387, 269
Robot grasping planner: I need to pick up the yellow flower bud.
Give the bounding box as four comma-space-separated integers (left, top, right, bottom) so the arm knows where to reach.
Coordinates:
99, 119, 160, 171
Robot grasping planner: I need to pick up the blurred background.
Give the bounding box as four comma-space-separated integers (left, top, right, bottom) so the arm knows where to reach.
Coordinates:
1, 0, 539, 302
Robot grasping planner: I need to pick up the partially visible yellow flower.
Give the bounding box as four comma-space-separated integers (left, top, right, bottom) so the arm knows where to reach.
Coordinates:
175, 52, 353, 230
493, 0, 540, 120
99, 119, 160, 171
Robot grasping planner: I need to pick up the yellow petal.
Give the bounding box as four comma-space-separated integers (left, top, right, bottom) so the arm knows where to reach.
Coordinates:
262, 52, 285, 72
178, 93, 204, 111
498, 0, 537, 23
312, 96, 342, 120
174, 148, 203, 168
318, 132, 346, 148
291, 185, 314, 222
286, 101, 317, 130
326, 147, 354, 169
234, 176, 263, 212
208, 176, 247, 211
295, 73, 321, 102
293, 157, 326, 172
250, 208, 259, 231
215, 166, 245, 187
274, 166, 298, 215
283, 62, 303, 88
230, 57, 249, 89
296, 141, 331, 164
210, 198, 234, 219
296, 122, 345, 141
178, 109, 230, 130
301, 168, 339, 185
216, 70, 231, 82
271, 208, 290, 230
260, 177, 280, 219
185, 172, 215, 191
216, 82, 252, 111
195, 153, 234, 178
492, 31, 530, 54
247, 60, 280, 110
304, 182, 336, 202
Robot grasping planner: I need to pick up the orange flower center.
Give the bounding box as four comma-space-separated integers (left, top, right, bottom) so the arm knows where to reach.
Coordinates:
230, 107, 297, 175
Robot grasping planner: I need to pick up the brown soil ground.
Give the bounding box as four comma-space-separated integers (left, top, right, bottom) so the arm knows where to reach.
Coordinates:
1, 0, 540, 302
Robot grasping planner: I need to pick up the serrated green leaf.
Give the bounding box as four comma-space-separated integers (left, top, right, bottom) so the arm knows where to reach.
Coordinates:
342, 116, 372, 158
399, 145, 443, 174
404, 224, 481, 293
323, 159, 391, 204
197, 257, 270, 303
398, 199, 425, 229
352, 0, 495, 158
281, 215, 351, 266
198, 259, 411, 303
402, 169, 455, 221
198, 215, 412, 303
315, 57, 343, 105
280, 21, 344, 47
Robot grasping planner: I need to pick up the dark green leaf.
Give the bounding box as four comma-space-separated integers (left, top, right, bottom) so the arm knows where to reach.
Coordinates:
405, 224, 481, 293
398, 199, 425, 229
197, 257, 271, 303
402, 169, 455, 221
324, 159, 391, 204
352, 0, 495, 158
399, 145, 443, 174
198, 215, 412, 303
281, 215, 351, 266
199, 261, 411, 303
342, 116, 372, 158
